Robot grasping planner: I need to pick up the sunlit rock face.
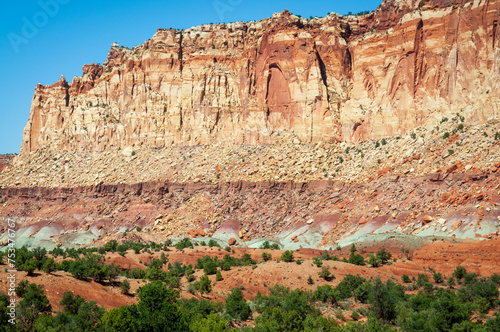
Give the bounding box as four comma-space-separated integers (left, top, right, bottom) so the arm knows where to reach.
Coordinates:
21, 0, 500, 154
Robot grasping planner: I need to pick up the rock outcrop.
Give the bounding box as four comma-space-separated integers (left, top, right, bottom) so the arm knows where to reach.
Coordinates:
0, 156, 13, 173
21, 0, 500, 154
1, 171, 499, 249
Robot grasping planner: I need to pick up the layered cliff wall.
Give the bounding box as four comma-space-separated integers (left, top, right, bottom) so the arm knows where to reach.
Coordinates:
21, 0, 500, 154
1, 172, 499, 248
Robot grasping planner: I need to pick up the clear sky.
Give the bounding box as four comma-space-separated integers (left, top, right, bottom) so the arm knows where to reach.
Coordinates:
0, 0, 382, 154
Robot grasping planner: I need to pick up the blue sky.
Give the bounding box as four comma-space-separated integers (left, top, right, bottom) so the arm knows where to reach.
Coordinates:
0, 0, 382, 154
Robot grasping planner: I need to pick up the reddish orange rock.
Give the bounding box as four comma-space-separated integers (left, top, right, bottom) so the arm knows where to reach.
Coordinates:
446, 161, 464, 174
403, 155, 421, 164
377, 166, 393, 176
187, 228, 206, 237
451, 219, 462, 232
422, 215, 433, 225
228, 238, 237, 246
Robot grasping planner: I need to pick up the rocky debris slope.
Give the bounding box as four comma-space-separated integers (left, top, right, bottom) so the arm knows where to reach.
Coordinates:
1, 159, 499, 249
0, 155, 13, 173
2, 117, 500, 188
21, 0, 500, 154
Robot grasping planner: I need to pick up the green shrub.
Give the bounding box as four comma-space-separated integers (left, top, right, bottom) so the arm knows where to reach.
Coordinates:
416, 274, 429, 287
433, 272, 443, 284
490, 273, 500, 285
203, 260, 217, 275
262, 252, 272, 262
313, 257, 323, 267
336, 274, 366, 300
175, 238, 194, 250
121, 279, 130, 294
454, 266, 467, 279
368, 254, 380, 267
208, 239, 219, 247
348, 253, 365, 266
281, 250, 294, 262
307, 275, 314, 285
187, 283, 196, 294
318, 266, 332, 280
376, 248, 392, 264
225, 288, 251, 321
194, 275, 212, 294
312, 285, 336, 304
222, 262, 231, 271
368, 278, 404, 321
260, 241, 280, 250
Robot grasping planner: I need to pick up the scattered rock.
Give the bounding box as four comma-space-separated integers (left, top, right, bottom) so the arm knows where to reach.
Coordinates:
451, 219, 462, 231
422, 215, 433, 225
121, 147, 134, 157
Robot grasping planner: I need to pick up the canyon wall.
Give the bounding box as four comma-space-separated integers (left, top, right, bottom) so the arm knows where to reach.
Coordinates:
21, 0, 500, 154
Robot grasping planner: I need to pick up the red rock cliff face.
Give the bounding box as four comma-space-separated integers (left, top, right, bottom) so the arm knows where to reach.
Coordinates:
21, 0, 500, 154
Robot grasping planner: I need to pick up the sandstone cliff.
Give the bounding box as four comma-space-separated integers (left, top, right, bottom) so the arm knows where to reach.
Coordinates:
21, 0, 500, 154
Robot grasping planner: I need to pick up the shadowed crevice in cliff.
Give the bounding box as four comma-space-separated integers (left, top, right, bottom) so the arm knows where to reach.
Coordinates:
209, 109, 221, 134
179, 31, 184, 74
493, 20, 498, 50
413, 19, 425, 97
344, 48, 352, 78
315, 50, 329, 90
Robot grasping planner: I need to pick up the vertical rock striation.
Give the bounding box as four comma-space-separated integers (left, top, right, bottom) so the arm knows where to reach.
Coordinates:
21, 0, 500, 154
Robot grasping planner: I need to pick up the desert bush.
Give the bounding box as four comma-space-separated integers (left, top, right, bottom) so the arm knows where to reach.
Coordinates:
280, 250, 294, 262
